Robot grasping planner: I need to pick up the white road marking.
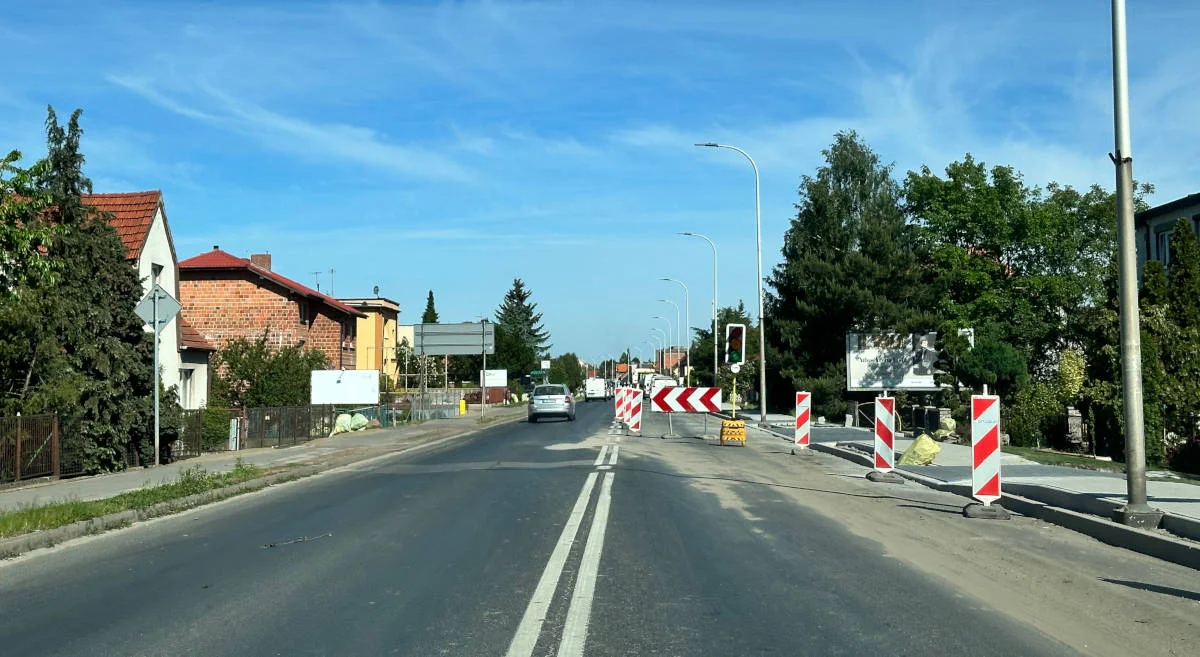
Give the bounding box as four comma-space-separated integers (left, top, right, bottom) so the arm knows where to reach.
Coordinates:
556, 472, 615, 657
593, 444, 609, 467
607, 445, 619, 466
505, 472, 600, 657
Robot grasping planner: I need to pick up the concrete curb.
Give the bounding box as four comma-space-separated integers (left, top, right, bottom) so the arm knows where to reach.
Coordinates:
0, 410, 527, 560
746, 419, 1200, 571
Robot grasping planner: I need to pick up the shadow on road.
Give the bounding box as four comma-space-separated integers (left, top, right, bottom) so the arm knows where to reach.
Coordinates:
1100, 578, 1200, 602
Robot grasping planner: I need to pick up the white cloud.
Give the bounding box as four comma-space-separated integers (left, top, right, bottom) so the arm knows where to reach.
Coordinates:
108, 75, 473, 183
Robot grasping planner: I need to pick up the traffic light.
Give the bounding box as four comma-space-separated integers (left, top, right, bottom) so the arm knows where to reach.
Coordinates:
725, 323, 746, 364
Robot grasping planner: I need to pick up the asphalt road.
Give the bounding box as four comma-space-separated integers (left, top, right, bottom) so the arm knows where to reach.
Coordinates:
0, 401, 1093, 656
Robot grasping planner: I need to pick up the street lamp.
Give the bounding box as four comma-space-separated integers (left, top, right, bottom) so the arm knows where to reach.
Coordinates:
660, 278, 690, 386
696, 142, 768, 425
657, 299, 680, 378
679, 232, 718, 388
649, 327, 668, 371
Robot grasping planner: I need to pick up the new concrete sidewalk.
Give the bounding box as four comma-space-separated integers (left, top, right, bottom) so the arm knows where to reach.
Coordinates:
0, 406, 526, 514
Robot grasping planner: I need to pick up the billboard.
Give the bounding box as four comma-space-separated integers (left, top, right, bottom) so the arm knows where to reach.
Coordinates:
845, 333, 942, 391
413, 322, 495, 356
311, 369, 381, 405
481, 369, 507, 387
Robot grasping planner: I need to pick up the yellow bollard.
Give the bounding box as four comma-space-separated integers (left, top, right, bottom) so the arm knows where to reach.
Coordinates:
459, 399, 467, 416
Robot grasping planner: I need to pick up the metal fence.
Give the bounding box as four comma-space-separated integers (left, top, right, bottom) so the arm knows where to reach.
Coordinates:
0, 414, 59, 484
175, 408, 239, 459
243, 405, 336, 449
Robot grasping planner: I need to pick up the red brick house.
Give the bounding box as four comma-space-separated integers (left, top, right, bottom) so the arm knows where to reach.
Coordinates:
178, 247, 364, 369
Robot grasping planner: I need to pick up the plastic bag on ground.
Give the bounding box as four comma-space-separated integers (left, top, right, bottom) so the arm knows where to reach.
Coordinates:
349, 413, 369, 431
898, 433, 941, 466
330, 413, 354, 437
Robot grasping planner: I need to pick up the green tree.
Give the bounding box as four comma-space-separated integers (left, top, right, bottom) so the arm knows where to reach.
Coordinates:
493, 278, 550, 376
1140, 260, 1169, 307
422, 290, 439, 324
548, 352, 585, 392
210, 333, 329, 408
0, 108, 154, 471
1162, 219, 1200, 452
766, 131, 934, 417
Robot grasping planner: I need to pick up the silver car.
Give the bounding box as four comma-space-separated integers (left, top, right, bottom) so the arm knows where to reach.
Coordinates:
528, 384, 576, 423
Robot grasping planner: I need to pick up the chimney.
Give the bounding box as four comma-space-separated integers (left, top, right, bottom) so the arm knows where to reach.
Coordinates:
250, 253, 272, 271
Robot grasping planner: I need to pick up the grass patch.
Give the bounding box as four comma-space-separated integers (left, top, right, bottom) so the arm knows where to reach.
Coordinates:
0, 459, 262, 539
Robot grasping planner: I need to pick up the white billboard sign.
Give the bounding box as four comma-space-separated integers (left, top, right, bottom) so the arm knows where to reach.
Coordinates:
481, 369, 507, 387
311, 369, 381, 405
845, 333, 943, 392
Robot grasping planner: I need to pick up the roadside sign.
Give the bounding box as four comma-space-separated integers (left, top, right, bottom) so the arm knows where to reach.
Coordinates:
730, 363, 742, 374
541, 359, 551, 370
795, 391, 811, 448
650, 387, 722, 413
481, 369, 507, 387
971, 395, 1002, 505
874, 396, 896, 472
135, 283, 181, 334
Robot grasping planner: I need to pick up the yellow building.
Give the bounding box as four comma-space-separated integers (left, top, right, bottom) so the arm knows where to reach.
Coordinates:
340, 297, 401, 388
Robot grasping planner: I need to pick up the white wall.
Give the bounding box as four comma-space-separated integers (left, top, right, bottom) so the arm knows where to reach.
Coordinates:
137, 206, 182, 395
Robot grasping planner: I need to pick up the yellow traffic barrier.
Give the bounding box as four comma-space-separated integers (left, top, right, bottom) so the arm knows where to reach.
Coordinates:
719, 419, 746, 446
459, 399, 467, 416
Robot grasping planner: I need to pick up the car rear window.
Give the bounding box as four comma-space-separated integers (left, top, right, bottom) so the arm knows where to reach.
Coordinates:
534, 385, 565, 396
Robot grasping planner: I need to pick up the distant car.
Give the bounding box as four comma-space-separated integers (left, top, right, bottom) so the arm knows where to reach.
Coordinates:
528, 384, 576, 423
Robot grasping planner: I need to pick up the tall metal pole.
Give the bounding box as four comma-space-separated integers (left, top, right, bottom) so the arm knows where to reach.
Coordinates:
152, 287, 160, 467
662, 278, 690, 386
697, 143, 767, 423
1110, 0, 1160, 527
657, 300, 680, 378
481, 320, 487, 420
680, 233, 718, 388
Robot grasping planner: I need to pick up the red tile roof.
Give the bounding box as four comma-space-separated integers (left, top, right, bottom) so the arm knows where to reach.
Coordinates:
179, 248, 366, 318
179, 317, 215, 351
83, 191, 162, 261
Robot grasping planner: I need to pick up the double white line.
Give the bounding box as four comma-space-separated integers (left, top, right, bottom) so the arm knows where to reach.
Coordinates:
506, 443, 619, 657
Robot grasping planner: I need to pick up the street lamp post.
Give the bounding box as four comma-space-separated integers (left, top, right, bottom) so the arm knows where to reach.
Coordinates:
657, 300, 680, 379
650, 327, 668, 371
1109, 0, 1161, 528
660, 278, 690, 386
696, 142, 767, 425
679, 232, 718, 388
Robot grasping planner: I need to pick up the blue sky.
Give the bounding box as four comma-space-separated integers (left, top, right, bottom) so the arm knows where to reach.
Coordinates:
3, 0, 1200, 365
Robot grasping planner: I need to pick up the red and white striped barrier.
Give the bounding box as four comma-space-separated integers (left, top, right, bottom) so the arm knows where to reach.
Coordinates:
615, 388, 630, 424
971, 395, 1002, 505
794, 391, 811, 448
628, 389, 642, 433
874, 396, 895, 472
650, 387, 722, 413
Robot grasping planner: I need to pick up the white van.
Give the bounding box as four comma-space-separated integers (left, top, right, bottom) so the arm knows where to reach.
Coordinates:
648, 376, 678, 400
584, 377, 609, 401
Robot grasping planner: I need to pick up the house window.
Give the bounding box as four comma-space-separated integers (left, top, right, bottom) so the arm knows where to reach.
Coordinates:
179, 368, 193, 408
298, 301, 308, 325
1156, 228, 1172, 266
152, 263, 164, 284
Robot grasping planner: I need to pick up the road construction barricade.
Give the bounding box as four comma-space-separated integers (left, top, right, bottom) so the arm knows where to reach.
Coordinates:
719, 419, 746, 446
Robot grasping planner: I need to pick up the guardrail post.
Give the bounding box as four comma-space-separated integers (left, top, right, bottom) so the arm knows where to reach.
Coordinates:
52, 415, 60, 479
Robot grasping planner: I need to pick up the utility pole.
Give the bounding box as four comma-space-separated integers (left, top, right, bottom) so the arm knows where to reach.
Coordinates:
1110, 0, 1162, 528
